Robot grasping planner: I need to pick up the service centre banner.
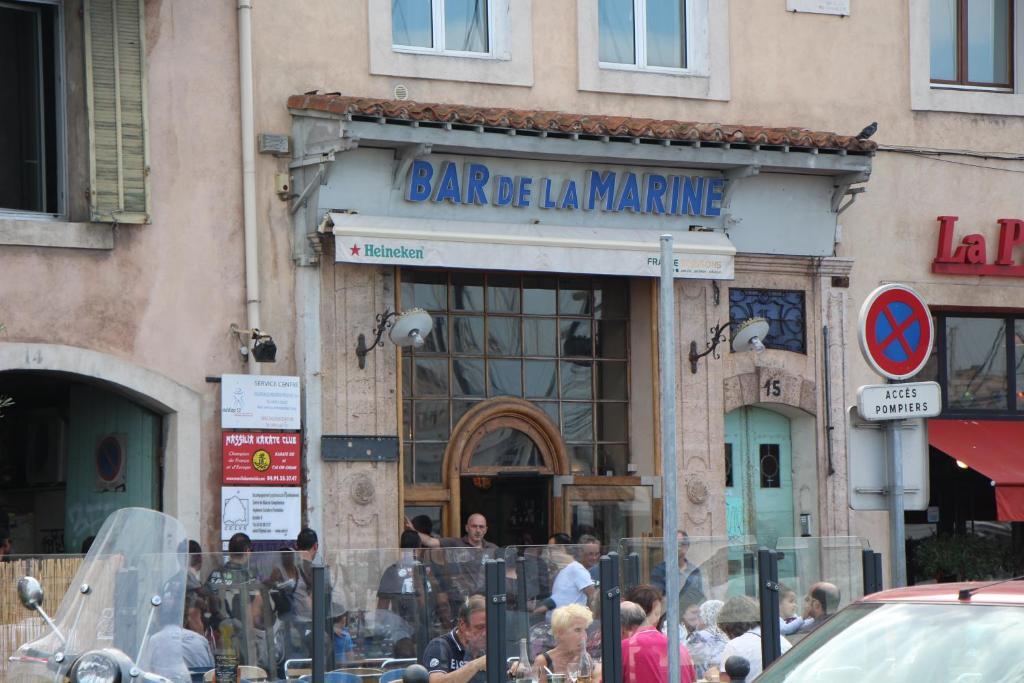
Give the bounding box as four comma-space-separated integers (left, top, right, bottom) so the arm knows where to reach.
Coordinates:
222, 431, 301, 485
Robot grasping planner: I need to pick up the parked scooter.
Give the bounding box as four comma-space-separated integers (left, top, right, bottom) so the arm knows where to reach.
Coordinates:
8, 507, 192, 682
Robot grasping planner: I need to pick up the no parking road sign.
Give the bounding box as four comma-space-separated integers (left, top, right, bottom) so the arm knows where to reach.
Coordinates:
858, 284, 934, 380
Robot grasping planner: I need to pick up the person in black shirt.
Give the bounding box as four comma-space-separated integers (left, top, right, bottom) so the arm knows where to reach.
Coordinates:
421, 595, 487, 683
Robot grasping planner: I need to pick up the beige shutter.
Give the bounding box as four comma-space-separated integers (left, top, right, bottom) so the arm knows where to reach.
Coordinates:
84, 0, 150, 224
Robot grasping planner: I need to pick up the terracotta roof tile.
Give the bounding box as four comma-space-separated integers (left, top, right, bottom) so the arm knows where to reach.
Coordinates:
287, 94, 877, 153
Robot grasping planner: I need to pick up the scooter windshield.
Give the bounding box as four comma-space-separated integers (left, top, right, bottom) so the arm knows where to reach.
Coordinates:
8, 507, 190, 683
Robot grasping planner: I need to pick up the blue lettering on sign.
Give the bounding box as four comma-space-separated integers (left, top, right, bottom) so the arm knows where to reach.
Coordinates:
406, 159, 434, 202
615, 173, 642, 213
465, 163, 489, 205
559, 179, 580, 210
586, 171, 617, 211
705, 177, 725, 217
495, 176, 515, 206
514, 176, 532, 207
645, 174, 668, 215
433, 161, 462, 204
681, 176, 704, 216
541, 178, 557, 209
403, 160, 724, 219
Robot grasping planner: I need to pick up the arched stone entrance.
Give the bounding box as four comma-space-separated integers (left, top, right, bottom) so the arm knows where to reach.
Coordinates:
0, 343, 202, 538
442, 397, 569, 543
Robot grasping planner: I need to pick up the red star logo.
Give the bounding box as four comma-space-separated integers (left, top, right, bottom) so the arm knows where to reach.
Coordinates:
350, 244, 360, 256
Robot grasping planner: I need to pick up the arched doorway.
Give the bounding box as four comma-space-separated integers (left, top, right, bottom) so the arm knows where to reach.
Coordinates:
0, 343, 202, 543
443, 397, 569, 545
0, 371, 163, 554
724, 406, 795, 548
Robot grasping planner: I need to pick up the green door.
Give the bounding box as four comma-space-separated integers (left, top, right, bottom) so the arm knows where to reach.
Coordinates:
724, 407, 794, 548
65, 385, 161, 551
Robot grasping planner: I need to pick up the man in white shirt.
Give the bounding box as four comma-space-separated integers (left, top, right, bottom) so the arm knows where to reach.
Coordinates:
549, 535, 600, 610
718, 596, 790, 681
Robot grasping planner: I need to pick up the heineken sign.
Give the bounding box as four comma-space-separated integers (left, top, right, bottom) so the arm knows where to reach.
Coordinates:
404, 159, 725, 218
349, 243, 425, 260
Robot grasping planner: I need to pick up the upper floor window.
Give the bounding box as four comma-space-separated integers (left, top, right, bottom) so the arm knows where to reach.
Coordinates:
0, 0, 150, 228
1, 1, 61, 215
930, 0, 1014, 89
392, 0, 490, 55
918, 313, 1024, 416
729, 288, 807, 354
599, 0, 688, 70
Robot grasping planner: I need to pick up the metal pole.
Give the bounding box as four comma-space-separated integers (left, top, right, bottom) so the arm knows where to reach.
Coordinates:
414, 562, 431, 656
484, 559, 506, 683
624, 552, 640, 592
516, 556, 529, 646
659, 234, 681, 683
862, 549, 877, 596
599, 553, 623, 683
312, 565, 327, 682
873, 552, 884, 591
886, 420, 907, 587
757, 550, 782, 669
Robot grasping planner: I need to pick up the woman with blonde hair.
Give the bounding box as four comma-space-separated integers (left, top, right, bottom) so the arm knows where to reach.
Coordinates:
520, 603, 594, 682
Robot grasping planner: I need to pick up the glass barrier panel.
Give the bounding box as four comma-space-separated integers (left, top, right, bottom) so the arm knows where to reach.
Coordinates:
502, 544, 604, 678
773, 536, 868, 647
322, 545, 503, 677
618, 535, 760, 603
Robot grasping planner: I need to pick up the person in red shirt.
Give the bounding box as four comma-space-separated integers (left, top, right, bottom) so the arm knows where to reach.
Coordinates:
622, 585, 697, 683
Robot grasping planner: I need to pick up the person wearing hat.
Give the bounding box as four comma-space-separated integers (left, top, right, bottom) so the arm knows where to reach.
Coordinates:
717, 596, 791, 681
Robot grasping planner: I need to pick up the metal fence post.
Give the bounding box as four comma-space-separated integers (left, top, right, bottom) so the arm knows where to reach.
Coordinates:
624, 552, 640, 592
516, 555, 530, 646
862, 549, 878, 595
414, 562, 431, 656
757, 549, 782, 670
599, 553, 623, 683
485, 558, 507, 683
312, 564, 328, 683
873, 552, 884, 591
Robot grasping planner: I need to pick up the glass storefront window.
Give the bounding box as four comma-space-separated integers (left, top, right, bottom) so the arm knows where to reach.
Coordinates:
401, 271, 630, 484
946, 316, 1007, 410
565, 484, 653, 542
1016, 321, 1024, 410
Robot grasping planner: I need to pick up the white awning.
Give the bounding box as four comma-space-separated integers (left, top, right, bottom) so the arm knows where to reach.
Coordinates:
329, 213, 735, 280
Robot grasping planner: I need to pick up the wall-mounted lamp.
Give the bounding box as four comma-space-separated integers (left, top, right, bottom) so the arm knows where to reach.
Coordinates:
230, 324, 278, 363
355, 307, 433, 370
688, 316, 770, 374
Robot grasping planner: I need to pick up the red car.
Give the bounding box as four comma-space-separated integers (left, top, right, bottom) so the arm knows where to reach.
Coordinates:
759, 580, 1024, 682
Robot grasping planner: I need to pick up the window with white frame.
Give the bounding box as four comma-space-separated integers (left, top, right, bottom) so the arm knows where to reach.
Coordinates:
910, 0, 1024, 115
392, 0, 491, 55
599, 0, 689, 70
577, 0, 729, 101
930, 0, 1014, 89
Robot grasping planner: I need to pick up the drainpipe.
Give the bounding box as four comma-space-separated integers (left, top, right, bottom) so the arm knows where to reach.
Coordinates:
238, 0, 261, 373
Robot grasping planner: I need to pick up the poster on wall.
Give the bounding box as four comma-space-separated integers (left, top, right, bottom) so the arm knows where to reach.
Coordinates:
220, 374, 301, 430
220, 486, 301, 541
786, 0, 850, 15
222, 431, 301, 485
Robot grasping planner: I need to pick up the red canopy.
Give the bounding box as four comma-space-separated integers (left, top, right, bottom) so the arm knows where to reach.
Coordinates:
929, 419, 1024, 521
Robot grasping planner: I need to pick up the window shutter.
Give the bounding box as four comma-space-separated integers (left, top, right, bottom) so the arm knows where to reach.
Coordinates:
84, 0, 149, 224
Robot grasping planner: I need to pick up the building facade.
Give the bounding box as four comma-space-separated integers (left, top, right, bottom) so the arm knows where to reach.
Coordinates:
2, 1, 1022, 579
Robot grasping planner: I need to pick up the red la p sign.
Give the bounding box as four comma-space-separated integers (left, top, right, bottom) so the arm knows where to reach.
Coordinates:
933, 215, 1024, 276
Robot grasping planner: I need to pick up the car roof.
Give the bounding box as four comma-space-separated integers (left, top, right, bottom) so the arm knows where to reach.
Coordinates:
862, 580, 1024, 606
